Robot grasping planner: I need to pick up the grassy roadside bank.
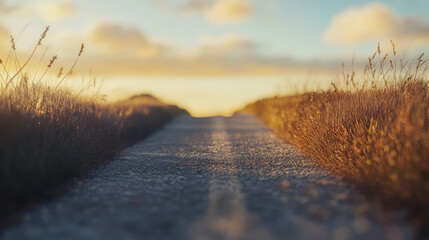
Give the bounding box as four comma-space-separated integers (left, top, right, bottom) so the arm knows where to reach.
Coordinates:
0, 28, 187, 221
242, 47, 429, 224
0, 83, 186, 221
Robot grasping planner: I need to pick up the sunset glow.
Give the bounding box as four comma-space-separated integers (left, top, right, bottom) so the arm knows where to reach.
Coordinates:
1, 0, 429, 116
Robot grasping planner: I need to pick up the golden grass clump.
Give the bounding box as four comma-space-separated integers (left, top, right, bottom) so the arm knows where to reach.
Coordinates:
0, 27, 186, 219
243, 43, 429, 217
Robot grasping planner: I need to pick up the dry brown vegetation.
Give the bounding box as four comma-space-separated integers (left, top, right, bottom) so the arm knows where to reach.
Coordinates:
243, 43, 429, 219
0, 27, 186, 219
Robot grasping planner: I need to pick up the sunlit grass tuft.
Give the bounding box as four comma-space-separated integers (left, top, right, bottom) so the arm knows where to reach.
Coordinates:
0, 27, 186, 220
243, 43, 429, 222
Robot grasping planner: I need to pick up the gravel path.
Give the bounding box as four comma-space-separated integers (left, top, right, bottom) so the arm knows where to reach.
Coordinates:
1, 114, 414, 240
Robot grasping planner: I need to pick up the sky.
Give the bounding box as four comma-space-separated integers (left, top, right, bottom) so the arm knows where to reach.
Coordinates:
1, 0, 429, 116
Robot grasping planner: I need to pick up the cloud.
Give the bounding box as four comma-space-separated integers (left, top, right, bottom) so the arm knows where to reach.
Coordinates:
205, 0, 252, 24
0, 0, 18, 13
197, 34, 256, 58
34, 1, 75, 21
66, 22, 287, 76
144, 0, 172, 12
87, 22, 162, 58
95, 55, 338, 77
179, 0, 211, 16
323, 3, 429, 46
0, 1, 75, 21
155, 0, 252, 24
73, 36, 334, 77
323, 3, 395, 44
51, 21, 337, 77
84, 21, 256, 60
75, 54, 332, 77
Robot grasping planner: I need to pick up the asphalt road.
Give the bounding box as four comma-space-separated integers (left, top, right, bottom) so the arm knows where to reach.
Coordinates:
1, 114, 414, 240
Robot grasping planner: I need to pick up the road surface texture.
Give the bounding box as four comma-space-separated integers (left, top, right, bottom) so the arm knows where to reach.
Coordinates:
2, 115, 415, 240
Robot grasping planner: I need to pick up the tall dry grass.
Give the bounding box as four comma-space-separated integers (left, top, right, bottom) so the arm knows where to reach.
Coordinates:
243, 43, 429, 221
0, 27, 186, 219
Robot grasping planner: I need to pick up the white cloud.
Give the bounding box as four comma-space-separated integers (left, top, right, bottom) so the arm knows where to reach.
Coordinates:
87, 22, 162, 58
323, 3, 429, 46
0, 0, 18, 13
179, 0, 211, 16
197, 34, 256, 58
0, 1, 75, 21
53, 21, 335, 77
35, 1, 75, 21
83, 21, 257, 60
149, 0, 253, 24
144, 0, 172, 12
205, 0, 252, 24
